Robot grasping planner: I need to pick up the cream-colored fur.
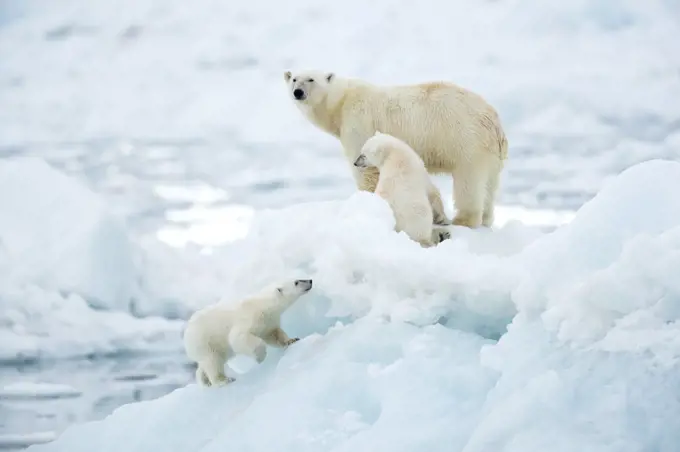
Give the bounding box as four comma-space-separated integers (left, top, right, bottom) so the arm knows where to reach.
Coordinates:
183, 279, 312, 387
354, 132, 451, 248
284, 70, 508, 228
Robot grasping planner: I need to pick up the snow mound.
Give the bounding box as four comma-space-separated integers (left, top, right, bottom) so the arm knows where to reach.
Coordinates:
184, 192, 538, 342
0, 157, 138, 311
0, 158, 183, 362
0, 283, 182, 364
28, 160, 680, 451
516, 159, 680, 318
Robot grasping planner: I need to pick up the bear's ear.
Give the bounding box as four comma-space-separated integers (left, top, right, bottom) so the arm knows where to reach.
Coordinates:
326, 73, 335, 83
284, 71, 292, 82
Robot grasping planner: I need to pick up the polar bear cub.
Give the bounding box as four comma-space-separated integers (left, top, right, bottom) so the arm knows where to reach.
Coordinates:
354, 132, 451, 248
183, 279, 313, 387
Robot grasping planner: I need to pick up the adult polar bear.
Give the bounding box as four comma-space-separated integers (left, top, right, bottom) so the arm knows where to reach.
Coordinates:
284, 71, 508, 228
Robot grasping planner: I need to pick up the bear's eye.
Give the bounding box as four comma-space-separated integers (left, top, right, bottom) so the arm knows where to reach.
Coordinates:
308, 78, 314, 83
292, 78, 297, 83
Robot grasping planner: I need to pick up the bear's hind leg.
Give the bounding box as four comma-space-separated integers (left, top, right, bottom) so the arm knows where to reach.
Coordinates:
195, 366, 212, 386
198, 354, 233, 387
355, 166, 380, 193
451, 166, 486, 228
396, 201, 436, 247
482, 169, 500, 227
427, 181, 451, 225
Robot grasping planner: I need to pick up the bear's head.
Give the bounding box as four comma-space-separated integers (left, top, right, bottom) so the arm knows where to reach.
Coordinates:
354, 131, 396, 169
274, 278, 313, 307
283, 70, 335, 105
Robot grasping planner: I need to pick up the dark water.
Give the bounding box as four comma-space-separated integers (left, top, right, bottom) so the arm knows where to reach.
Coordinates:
0, 353, 193, 449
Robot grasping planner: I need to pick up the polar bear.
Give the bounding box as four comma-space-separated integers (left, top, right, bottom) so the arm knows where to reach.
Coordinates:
183, 279, 313, 387
354, 131, 451, 248
283, 70, 508, 228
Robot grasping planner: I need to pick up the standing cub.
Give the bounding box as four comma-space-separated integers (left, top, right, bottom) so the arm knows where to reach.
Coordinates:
183, 279, 313, 387
354, 132, 450, 248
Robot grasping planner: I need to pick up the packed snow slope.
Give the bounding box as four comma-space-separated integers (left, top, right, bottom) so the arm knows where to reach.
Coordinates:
27, 159, 680, 452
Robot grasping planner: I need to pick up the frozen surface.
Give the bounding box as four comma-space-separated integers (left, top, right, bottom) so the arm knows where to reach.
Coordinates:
0, 157, 138, 311
0, 158, 183, 363
0, 283, 183, 363
0, 354, 192, 444
0, 382, 81, 400
2, 0, 680, 447
27, 160, 680, 451
0, 432, 56, 449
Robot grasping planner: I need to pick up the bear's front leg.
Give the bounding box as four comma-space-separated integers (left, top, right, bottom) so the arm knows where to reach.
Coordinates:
427, 180, 451, 225
266, 327, 299, 348
229, 328, 268, 363
342, 130, 379, 193
354, 166, 380, 193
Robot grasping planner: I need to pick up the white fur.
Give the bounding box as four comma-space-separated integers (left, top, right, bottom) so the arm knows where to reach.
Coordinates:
354, 132, 450, 247
183, 279, 312, 387
284, 70, 508, 228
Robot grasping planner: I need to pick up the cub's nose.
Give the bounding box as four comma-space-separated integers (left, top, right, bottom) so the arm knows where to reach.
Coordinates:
293, 89, 305, 100
294, 279, 313, 289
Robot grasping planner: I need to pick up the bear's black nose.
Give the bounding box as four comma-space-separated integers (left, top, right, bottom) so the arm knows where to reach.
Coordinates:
295, 279, 313, 288
293, 89, 305, 100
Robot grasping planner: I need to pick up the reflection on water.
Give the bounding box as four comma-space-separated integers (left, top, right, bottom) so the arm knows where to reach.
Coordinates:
158, 203, 255, 248
0, 353, 193, 449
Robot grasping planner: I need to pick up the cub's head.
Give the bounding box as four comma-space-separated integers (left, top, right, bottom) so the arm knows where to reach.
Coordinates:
283, 70, 335, 106
274, 278, 313, 307
353, 131, 400, 169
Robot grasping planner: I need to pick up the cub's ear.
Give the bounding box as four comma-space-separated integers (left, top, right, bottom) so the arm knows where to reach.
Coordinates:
284, 71, 292, 82
326, 73, 335, 83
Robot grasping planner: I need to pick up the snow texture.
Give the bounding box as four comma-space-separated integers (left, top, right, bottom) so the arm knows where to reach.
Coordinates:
0, 382, 81, 400
0, 157, 138, 311
26, 159, 680, 451
1, 0, 679, 448
0, 158, 183, 363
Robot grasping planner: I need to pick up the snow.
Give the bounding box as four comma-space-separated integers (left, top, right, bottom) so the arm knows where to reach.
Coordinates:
0, 158, 183, 362
0, 432, 57, 449
2, 0, 680, 447
0, 283, 182, 363
0, 382, 81, 400
26, 159, 680, 451
0, 157, 138, 311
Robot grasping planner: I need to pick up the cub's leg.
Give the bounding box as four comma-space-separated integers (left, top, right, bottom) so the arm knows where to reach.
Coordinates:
264, 327, 300, 348
229, 329, 268, 363
197, 353, 233, 387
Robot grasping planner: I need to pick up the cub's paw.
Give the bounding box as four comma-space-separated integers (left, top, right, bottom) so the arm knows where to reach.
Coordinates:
213, 376, 235, 387
254, 344, 268, 363
285, 337, 300, 347
438, 230, 451, 243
